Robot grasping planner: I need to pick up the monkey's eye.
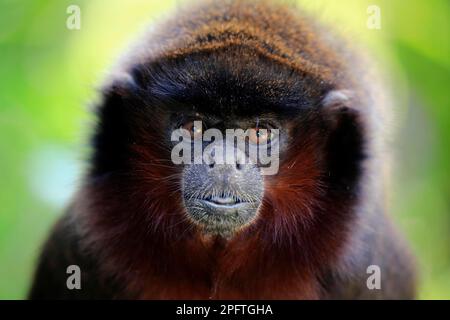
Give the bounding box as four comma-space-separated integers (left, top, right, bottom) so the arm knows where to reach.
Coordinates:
248, 128, 273, 145
181, 121, 203, 140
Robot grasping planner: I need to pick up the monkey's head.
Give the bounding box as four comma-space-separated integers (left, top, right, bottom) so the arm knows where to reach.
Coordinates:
85, 1, 377, 269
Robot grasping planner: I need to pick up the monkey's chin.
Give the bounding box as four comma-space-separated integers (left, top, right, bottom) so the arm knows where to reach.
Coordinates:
184, 199, 260, 239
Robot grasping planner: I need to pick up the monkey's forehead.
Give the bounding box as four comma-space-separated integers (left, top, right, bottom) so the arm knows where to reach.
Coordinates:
108, 0, 359, 91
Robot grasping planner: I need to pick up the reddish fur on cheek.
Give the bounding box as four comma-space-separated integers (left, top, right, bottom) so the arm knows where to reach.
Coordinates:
261, 131, 325, 242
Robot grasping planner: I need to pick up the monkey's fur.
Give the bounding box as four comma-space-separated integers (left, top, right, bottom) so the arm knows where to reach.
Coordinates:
29, 0, 416, 299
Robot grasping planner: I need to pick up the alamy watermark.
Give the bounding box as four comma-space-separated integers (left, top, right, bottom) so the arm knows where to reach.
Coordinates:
66, 265, 81, 290
366, 265, 381, 290
367, 5, 381, 30
66, 5, 81, 30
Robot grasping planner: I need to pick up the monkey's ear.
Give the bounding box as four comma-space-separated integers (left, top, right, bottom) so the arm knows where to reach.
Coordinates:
321, 89, 366, 192
321, 89, 362, 132
322, 89, 355, 113
102, 72, 139, 98
90, 76, 140, 177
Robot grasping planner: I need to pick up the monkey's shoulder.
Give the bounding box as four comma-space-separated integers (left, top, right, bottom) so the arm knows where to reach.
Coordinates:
322, 212, 416, 299
28, 211, 124, 299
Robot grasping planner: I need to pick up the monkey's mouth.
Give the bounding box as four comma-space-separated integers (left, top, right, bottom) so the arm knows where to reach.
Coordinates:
183, 193, 260, 238
199, 195, 245, 208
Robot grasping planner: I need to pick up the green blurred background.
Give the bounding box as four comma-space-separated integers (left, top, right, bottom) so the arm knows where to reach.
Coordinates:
0, 0, 448, 299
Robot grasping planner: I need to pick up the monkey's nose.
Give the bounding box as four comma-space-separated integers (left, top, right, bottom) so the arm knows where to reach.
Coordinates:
205, 144, 246, 171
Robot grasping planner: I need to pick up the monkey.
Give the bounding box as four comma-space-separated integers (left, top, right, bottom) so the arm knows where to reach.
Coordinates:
29, 0, 416, 299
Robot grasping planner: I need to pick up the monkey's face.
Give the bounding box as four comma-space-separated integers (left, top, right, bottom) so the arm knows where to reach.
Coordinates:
139, 51, 300, 238
92, 50, 363, 243
176, 120, 270, 237
167, 109, 284, 237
